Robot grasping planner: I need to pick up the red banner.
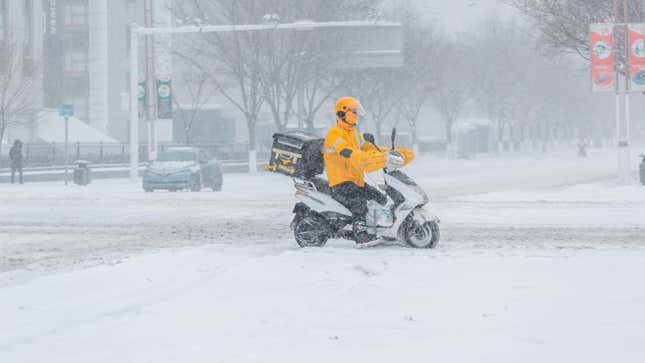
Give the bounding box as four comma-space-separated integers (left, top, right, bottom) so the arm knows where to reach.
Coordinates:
590, 24, 614, 92
629, 24, 645, 92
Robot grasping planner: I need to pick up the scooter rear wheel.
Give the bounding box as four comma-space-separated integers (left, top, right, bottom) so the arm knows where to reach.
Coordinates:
294, 216, 329, 247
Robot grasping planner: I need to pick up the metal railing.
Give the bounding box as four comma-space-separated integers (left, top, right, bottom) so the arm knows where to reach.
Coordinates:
0, 142, 272, 170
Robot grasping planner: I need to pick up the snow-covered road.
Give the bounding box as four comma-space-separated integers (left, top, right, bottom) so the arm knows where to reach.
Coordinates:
1, 148, 644, 362
1, 149, 643, 277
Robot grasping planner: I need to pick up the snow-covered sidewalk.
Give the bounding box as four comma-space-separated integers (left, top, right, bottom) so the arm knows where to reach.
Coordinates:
1, 243, 645, 363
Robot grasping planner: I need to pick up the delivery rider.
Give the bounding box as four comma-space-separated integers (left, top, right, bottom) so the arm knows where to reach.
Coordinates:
323, 97, 414, 243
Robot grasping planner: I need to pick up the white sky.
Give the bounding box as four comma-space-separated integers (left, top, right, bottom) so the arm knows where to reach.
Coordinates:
420, 0, 516, 31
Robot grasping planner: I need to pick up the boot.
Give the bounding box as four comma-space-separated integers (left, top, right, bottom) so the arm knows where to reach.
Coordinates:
353, 219, 375, 244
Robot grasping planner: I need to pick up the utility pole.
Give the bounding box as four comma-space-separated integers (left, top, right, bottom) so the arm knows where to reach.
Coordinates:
129, 23, 139, 181
59, 103, 74, 185
614, 0, 623, 183
612, 0, 632, 184
64, 115, 69, 185
623, 0, 632, 184
144, 0, 158, 161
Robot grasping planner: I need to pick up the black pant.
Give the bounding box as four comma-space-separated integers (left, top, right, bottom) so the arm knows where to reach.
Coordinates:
331, 181, 386, 221
11, 165, 23, 184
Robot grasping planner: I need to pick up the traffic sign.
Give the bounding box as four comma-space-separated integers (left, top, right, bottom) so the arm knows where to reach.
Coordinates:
157, 77, 172, 119
59, 103, 74, 118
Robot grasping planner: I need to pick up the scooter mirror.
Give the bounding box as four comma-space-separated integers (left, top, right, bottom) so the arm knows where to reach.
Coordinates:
363, 133, 376, 144
391, 128, 397, 149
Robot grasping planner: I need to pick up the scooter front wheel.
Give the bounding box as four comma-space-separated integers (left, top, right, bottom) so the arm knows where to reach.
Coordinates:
403, 220, 440, 249
293, 216, 329, 248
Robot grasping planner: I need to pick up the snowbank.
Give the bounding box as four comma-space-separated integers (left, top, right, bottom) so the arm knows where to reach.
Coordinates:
455, 182, 645, 204
36, 110, 117, 143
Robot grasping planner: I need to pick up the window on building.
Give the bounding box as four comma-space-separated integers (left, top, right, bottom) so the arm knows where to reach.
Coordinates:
64, 2, 87, 27
64, 51, 88, 72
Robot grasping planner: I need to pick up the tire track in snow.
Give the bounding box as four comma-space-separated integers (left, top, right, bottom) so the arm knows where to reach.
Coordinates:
2, 220, 643, 276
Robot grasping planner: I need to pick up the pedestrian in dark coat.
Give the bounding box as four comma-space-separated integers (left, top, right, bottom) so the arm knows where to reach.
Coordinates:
577, 140, 588, 158
9, 139, 24, 184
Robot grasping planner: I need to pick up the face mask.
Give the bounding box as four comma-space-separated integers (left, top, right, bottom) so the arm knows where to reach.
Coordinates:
345, 109, 359, 126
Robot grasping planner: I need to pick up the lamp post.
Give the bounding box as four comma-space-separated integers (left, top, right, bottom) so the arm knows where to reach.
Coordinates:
64, 115, 69, 185
59, 103, 74, 185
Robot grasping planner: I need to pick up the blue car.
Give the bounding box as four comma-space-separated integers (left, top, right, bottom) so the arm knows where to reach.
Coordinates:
142, 147, 223, 192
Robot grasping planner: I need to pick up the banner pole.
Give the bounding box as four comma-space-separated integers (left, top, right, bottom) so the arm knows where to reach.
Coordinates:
130, 25, 139, 182
625, 88, 631, 182
64, 116, 69, 186
615, 78, 621, 180
613, 1, 620, 181
623, 0, 631, 183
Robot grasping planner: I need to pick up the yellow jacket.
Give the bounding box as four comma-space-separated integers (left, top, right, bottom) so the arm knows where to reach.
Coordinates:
323, 124, 414, 187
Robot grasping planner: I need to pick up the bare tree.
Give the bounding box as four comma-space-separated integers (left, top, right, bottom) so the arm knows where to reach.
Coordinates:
395, 20, 440, 153
0, 36, 38, 165
172, 69, 212, 145
506, 0, 645, 62
173, 0, 383, 167
504, 1, 645, 150
257, 25, 317, 131
256, 0, 383, 131
299, 54, 340, 131
433, 39, 474, 151
464, 18, 529, 151
175, 0, 270, 172
459, 14, 604, 153
363, 70, 398, 141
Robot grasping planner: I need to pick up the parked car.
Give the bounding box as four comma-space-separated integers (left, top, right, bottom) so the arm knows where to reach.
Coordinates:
142, 147, 223, 192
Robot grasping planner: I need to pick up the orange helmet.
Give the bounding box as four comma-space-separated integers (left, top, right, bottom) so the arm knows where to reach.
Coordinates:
335, 97, 365, 129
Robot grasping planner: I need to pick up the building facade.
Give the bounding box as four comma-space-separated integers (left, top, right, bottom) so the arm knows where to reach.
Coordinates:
0, 0, 43, 143
1, 0, 167, 142
42, 0, 141, 141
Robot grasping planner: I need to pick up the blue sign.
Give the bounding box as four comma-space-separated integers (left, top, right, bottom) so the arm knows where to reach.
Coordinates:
59, 103, 74, 118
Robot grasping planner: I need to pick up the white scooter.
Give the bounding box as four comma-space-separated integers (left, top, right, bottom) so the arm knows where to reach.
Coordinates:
290, 129, 440, 248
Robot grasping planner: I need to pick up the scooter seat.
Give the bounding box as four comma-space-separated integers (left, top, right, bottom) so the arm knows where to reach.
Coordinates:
307, 177, 387, 206
308, 177, 332, 195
